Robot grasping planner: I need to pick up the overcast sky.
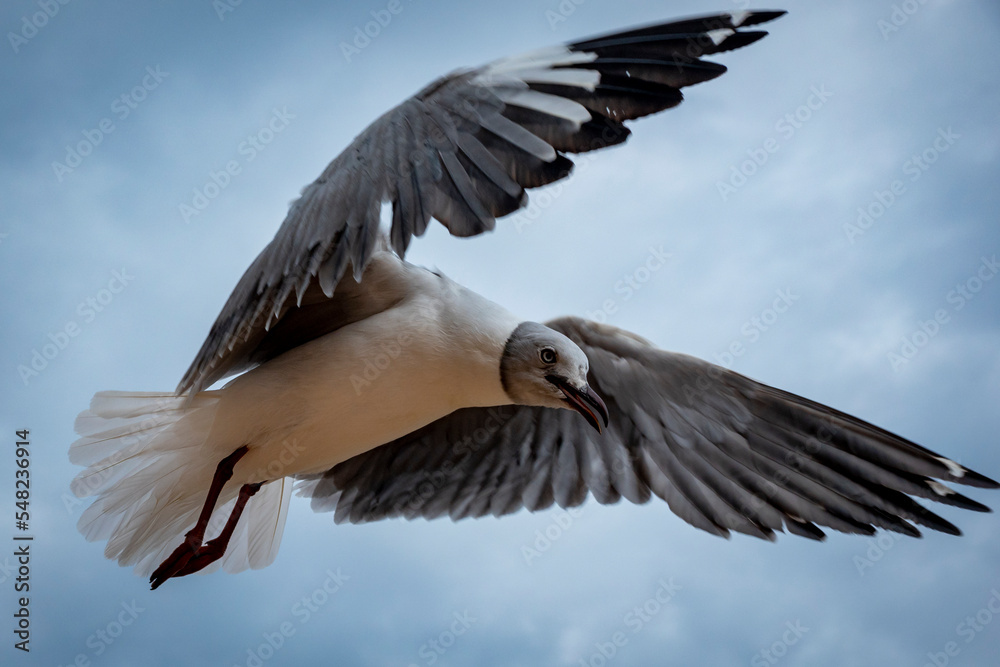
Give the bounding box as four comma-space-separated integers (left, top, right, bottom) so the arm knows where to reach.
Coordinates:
2, 1, 999, 665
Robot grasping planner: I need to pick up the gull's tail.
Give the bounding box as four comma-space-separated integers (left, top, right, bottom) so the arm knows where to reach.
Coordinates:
69, 391, 291, 578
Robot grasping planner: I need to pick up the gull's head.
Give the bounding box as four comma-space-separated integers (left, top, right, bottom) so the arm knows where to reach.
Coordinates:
500, 322, 609, 432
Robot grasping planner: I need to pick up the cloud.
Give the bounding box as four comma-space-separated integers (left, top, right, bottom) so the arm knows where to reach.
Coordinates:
2, 1, 998, 665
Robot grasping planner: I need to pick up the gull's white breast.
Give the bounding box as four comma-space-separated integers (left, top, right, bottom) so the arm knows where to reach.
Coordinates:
206, 268, 520, 484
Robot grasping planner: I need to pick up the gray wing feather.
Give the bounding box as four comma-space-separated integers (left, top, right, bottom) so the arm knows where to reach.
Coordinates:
178, 10, 786, 394
297, 317, 997, 541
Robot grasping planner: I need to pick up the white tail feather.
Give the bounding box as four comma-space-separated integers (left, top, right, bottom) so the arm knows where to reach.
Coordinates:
70, 391, 292, 578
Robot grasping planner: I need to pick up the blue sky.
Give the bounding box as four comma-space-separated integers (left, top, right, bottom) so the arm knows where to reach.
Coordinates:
2, 1, 999, 665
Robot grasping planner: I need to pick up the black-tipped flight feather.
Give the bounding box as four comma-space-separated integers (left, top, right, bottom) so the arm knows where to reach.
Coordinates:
72, 10, 996, 590
298, 318, 997, 540
177, 10, 787, 396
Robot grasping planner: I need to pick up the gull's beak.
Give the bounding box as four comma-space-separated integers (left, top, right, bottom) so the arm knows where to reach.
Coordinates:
547, 375, 610, 433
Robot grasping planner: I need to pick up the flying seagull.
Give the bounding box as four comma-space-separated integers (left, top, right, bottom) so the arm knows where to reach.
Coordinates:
69, 10, 996, 590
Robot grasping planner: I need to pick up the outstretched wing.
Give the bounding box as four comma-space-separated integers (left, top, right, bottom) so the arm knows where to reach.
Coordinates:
297, 317, 997, 541
178, 11, 786, 394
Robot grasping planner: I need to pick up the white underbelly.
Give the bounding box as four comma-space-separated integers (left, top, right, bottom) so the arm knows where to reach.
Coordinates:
206, 300, 512, 484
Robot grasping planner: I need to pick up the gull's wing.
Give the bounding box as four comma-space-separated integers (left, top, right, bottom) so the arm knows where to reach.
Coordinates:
178, 11, 785, 395
296, 317, 997, 540
180, 248, 417, 393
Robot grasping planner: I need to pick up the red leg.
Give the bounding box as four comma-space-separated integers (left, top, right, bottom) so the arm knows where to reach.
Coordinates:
150, 446, 249, 590
171, 482, 264, 578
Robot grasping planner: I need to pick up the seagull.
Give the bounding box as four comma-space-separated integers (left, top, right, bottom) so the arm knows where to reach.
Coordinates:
69, 10, 996, 590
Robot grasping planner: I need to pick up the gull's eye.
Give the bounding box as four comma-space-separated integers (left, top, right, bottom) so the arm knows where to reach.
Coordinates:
539, 347, 557, 365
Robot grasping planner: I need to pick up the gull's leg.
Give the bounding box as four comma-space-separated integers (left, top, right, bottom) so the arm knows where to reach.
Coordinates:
149, 445, 249, 589
170, 481, 265, 578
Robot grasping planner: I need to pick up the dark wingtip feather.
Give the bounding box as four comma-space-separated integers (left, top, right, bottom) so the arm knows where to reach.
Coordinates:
786, 518, 826, 541
715, 30, 769, 54
742, 11, 788, 27
957, 469, 1000, 489
693, 61, 727, 84
914, 509, 962, 536
888, 520, 922, 539
936, 489, 992, 513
